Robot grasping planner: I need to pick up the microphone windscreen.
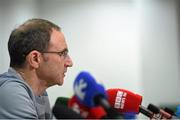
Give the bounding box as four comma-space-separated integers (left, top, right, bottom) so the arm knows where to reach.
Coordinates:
164, 107, 175, 116
68, 95, 107, 119
175, 106, 180, 118
106, 88, 142, 113
55, 97, 69, 106
52, 104, 83, 119
147, 103, 172, 119
73, 71, 106, 107
147, 104, 160, 114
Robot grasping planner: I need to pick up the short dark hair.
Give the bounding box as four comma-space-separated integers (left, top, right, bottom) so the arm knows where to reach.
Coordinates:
8, 18, 61, 68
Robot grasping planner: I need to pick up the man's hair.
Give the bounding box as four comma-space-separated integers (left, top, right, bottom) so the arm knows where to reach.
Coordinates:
8, 18, 61, 68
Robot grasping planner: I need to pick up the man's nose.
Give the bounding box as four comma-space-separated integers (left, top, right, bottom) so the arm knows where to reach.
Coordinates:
65, 56, 73, 67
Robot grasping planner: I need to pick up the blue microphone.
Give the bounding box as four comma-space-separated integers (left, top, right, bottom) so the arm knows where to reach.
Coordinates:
73, 71, 107, 107
175, 105, 180, 118
73, 71, 122, 119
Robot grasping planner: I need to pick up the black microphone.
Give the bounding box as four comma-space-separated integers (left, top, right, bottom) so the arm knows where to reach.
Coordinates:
164, 107, 178, 119
164, 107, 175, 116
139, 105, 157, 119
147, 103, 160, 118
147, 103, 172, 119
54, 96, 69, 106
52, 104, 83, 119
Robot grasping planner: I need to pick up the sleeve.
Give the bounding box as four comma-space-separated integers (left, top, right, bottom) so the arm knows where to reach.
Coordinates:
0, 82, 38, 119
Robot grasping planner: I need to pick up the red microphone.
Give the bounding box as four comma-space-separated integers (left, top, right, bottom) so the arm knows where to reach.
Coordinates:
106, 88, 156, 119
106, 88, 142, 113
68, 95, 107, 119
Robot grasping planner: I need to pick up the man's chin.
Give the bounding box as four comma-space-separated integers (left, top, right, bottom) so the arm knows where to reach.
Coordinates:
57, 83, 63, 86
57, 80, 64, 86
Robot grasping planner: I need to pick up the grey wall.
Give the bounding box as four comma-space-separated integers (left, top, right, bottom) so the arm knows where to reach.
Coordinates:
0, 0, 40, 73
37, 0, 143, 106
140, 0, 180, 106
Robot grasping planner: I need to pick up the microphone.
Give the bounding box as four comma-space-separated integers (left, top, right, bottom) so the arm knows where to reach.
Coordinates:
73, 71, 122, 118
106, 88, 156, 119
52, 104, 83, 119
147, 103, 160, 118
106, 88, 142, 113
54, 96, 69, 106
164, 107, 175, 116
147, 103, 172, 119
73, 71, 107, 107
68, 95, 107, 119
164, 107, 178, 119
175, 105, 180, 118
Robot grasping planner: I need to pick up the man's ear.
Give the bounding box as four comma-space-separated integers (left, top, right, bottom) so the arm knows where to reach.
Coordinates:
26, 50, 41, 69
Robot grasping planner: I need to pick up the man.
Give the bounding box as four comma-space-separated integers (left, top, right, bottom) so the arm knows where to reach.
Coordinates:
0, 18, 73, 119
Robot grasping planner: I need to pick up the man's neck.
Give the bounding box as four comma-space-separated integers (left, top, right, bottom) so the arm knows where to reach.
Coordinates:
15, 67, 47, 96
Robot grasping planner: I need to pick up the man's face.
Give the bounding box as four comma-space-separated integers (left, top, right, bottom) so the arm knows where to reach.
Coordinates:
38, 29, 73, 87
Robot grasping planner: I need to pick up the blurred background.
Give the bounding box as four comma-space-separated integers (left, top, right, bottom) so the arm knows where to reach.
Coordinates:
0, 0, 180, 113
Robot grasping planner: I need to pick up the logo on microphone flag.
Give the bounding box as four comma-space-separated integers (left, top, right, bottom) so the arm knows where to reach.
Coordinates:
74, 79, 87, 101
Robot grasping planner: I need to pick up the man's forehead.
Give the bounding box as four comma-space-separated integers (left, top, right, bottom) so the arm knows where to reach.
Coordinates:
48, 29, 67, 50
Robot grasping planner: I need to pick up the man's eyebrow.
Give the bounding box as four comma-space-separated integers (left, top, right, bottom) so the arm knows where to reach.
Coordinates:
60, 48, 68, 52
